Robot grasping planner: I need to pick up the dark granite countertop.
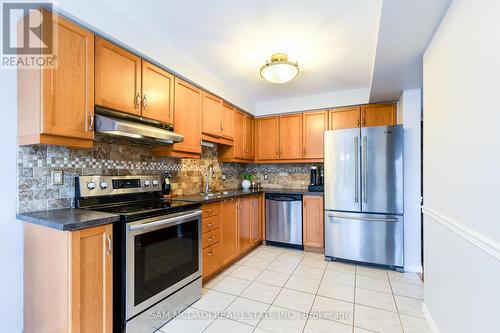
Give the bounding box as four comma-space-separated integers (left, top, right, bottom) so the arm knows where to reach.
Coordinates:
17, 208, 120, 231
169, 188, 323, 204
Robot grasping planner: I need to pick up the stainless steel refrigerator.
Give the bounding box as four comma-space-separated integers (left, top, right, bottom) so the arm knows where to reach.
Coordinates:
324, 125, 404, 269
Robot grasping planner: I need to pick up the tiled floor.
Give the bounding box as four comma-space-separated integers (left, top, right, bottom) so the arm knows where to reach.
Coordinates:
159, 245, 429, 333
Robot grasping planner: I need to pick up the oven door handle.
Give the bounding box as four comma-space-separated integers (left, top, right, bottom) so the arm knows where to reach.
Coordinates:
128, 210, 202, 231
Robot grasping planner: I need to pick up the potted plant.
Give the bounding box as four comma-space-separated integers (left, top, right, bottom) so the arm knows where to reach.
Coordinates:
240, 172, 254, 190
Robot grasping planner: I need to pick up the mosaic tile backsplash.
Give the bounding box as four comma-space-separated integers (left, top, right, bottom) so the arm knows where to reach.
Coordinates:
17, 135, 321, 213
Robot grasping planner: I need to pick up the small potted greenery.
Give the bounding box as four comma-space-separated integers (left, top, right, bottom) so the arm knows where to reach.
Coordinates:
240, 172, 254, 190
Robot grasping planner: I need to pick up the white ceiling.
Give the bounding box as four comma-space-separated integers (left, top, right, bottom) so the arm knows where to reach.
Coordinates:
102, 0, 381, 104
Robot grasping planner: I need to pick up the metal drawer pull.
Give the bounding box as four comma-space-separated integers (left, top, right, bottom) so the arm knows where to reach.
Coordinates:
207, 237, 213, 241
207, 252, 214, 256
206, 209, 214, 212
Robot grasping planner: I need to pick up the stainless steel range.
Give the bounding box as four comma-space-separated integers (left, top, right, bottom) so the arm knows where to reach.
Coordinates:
75, 175, 202, 333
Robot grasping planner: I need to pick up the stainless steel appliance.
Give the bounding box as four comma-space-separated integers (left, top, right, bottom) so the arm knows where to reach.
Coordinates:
324, 125, 404, 269
75, 175, 202, 333
265, 193, 303, 248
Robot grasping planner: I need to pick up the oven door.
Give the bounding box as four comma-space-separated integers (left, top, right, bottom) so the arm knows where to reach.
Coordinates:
126, 209, 201, 320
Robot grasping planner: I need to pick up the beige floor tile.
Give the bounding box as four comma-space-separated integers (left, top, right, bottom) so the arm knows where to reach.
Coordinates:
327, 261, 356, 274
305, 251, 325, 259
253, 250, 281, 261
356, 266, 389, 280
354, 304, 403, 333
267, 260, 298, 274
255, 270, 291, 287
284, 275, 321, 294
322, 270, 356, 286
293, 264, 326, 280
273, 288, 315, 313
241, 256, 274, 270
228, 265, 263, 281
191, 290, 236, 313
284, 248, 307, 257
355, 287, 397, 312
387, 270, 423, 285
212, 276, 252, 296
203, 317, 254, 333
220, 264, 240, 276
400, 314, 431, 333
317, 280, 355, 303
257, 306, 307, 333
394, 295, 424, 318
356, 275, 392, 293
158, 307, 216, 333
277, 253, 303, 265
303, 318, 352, 333
240, 281, 281, 304
223, 297, 270, 326
353, 327, 377, 333
310, 295, 354, 326
204, 274, 225, 289
390, 281, 424, 299
300, 256, 329, 269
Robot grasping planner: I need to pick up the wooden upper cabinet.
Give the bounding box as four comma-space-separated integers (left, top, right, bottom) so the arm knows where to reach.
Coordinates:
303, 111, 327, 159
279, 114, 303, 159
233, 111, 246, 159
244, 116, 254, 159
361, 103, 397, 127
221, 199, 238, 265
141, 60, 174, 124
221, 102, 234, 140
329, 106, 361, 130
18, 10, 94, 148
202, 92, 223, 137
172, 78, 202, 155
303, 195, 324, 249
95, 37, 141, 116
256, 117, 279, 160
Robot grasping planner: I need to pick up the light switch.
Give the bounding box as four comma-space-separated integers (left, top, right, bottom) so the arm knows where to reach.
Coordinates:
264, 174, 268, 180
51, 170, 63, 185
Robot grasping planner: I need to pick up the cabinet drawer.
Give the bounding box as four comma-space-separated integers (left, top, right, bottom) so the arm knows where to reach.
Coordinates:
203, 242, 222, 277
202, 202, 221, 218
203, 229, 221, 249
202, 215, 221, 233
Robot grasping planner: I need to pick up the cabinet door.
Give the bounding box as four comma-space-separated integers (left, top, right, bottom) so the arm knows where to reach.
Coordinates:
234, 111, 246, 158
172, 78, 202, 154
303, 195, 324, 248
237, 198, 252, 253
303, 111, 327, 159
328, 106, 361, 130
279, 114, 303, 159
244, 116, 255, 159
202, 243, 222, 277
42, 12, 94, 141
221, 103, 235, 140
255, 117, 279, 160
250, 196, 260, 245
95, 37, 141, 116
221, 199, 238, 264
71, 224, 112, 333
202, 92, 223, 137
361, 103, 397, 127
141, 61, 174, 124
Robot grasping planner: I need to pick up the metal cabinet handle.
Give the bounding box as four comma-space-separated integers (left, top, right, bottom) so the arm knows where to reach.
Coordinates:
88, 113, 94, 131
363, 136, 368, 204
354, 136, 359, 203
206, 209, 214, 212
207, 223, 213, 227
221, 122, 224, 131
207, 237, 213, 241
106, 235, 112, 256
135, 93, 141, 109
142, 95, 147, 109
207, 252, 213, 256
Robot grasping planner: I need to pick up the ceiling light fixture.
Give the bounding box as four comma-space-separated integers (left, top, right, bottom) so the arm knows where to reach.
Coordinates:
260, 53, 299, 84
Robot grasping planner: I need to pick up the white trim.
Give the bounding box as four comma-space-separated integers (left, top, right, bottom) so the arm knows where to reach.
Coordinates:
404, 264, 423, 273
422, 303, 440, 333
421, 206, 500, 262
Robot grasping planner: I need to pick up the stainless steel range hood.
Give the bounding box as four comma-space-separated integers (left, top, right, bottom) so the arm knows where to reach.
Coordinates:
94, 108, 183, 144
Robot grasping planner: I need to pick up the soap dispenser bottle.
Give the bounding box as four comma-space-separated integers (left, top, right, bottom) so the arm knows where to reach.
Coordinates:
162, 171, 172, 196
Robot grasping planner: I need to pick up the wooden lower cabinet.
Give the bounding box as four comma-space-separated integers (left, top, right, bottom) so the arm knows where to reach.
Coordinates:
250, 196, 260, 244
237, 196, 252, 252
221, 199, 238, 265
24, 223, 113, 333
203, 242, 222, 277
303, 195, 324, 249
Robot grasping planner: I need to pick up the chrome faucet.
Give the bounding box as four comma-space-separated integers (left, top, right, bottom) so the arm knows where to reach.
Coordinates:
204, 164, 214, 194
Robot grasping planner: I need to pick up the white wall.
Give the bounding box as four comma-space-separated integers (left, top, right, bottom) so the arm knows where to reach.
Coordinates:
423, 0, 500, 332
399, 89, 422, 272
254, 87, 370, 116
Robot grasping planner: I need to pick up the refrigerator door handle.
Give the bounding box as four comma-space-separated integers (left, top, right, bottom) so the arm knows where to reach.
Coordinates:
354, 136, 359, 203
362, 135, 368, 203
332, 213, 400, 223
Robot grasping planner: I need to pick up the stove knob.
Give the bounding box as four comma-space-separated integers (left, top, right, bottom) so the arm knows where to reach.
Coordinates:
144, 180, 150, 187
87, 182, 96, 190
100, 181, 109, 189
152, 180, 159, 186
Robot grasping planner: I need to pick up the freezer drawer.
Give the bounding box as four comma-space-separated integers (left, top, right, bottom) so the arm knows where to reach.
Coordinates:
325, 212, 403, 267
265, 194, 302, 246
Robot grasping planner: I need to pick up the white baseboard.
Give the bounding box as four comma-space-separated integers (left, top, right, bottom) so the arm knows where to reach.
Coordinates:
422, 303, 440, 333
404, 264, 423, 273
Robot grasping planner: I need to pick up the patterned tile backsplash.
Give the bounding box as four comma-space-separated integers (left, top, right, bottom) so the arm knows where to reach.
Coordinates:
17, 135, 321, 213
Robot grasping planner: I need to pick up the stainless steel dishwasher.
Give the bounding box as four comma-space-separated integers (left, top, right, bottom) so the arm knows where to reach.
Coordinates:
265, 193, 303, 248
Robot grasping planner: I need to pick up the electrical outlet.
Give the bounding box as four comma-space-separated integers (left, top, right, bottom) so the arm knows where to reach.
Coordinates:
51, 170, 63, 185
222, 174, 226, 180
264, 174, 268, 180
